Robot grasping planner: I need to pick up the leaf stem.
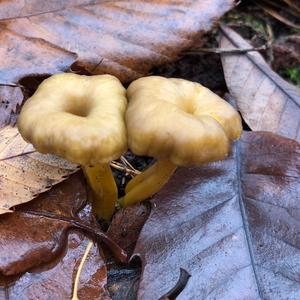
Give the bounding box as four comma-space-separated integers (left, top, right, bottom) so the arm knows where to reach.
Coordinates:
72, 240, 93, 300
22, 210, 128, 263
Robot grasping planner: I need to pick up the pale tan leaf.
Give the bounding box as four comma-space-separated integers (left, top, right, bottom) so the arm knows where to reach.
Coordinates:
220, 26, 300, 142
0, 126, 79, 213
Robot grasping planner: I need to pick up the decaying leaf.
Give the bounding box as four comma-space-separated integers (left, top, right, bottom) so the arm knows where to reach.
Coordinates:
220, 26, 300, 142
272, 34, 300, 76
0, 85, 23, 128
107, 203, 150, 256
0, 126, 79, 213
255, 0, 300, 30
0, 173, 92, 276
0, 0, 235, 127
0, 172, 125, 277
134, 132, 300, 299
1, 233, 111, 300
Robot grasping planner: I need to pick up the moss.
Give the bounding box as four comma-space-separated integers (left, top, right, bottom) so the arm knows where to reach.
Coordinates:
283, 67, 300, 86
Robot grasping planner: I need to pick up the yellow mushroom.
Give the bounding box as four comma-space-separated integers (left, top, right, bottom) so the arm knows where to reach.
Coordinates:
120, 76, 242, 207
17, 73, 127, 220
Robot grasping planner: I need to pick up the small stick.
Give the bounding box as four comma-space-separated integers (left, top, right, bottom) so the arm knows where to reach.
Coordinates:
72, 240, 93, 300
184, 45, 267, 55
120, 155, 137, 172
110, 161, 140, 176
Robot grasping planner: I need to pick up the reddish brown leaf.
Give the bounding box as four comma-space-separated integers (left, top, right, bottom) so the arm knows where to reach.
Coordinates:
220, 26, 300, 142
0, 172, 125, 276
134, 132, 300, 299
1, 232, 111, 300
0, 0, 235, 126
107, 203, 150, 256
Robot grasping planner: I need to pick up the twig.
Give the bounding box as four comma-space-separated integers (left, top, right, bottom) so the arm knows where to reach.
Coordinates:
72, 240, 93, 300
110, 161, 140, 176
184, 45, 267, 55
120, 156, 138, 172
0, 82, 23, 88
266, 23, 274, 63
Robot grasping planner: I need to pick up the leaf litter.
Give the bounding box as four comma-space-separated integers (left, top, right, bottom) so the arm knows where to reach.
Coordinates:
1, 1, 300, 299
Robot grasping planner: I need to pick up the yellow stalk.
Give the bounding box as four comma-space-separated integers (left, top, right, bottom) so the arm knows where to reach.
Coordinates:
120, 159, 177, 207
83, 163, 117, 220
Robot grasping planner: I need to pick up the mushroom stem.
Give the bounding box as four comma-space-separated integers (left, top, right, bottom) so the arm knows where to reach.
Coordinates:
119, 159, 177, 207
83, 163, 117, 220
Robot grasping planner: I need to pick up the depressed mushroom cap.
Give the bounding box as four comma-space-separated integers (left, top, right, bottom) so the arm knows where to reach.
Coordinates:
126, 76, 242, 166
18, 73, 127, 165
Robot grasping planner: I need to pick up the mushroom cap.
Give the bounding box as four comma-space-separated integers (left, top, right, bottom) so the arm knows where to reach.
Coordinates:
126, 76, 242, 166
18, 73, 127, 165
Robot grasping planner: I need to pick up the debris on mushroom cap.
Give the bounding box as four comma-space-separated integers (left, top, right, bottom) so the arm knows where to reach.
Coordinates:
18, 73, 127, 166
126, 76, 242, 166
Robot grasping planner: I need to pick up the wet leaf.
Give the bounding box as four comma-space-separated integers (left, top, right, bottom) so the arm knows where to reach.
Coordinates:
105, 204, 150, 300
1, 233, 111, 300
134, 132, 300, 299
0, 126, 79, 213
0, 172, 125, 276
0, 0, 235, 127
107, 203, 150, 256
220, 26, 300, 142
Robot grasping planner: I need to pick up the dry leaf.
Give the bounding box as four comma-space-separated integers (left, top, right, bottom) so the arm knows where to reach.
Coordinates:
0, 0, 235, 127
0, 86, 23, 129
133, 132, 300, 299
220, 26, 300, 142
0, 126, 79, 213
255, 0, 300, 29
1, 233, 111, 300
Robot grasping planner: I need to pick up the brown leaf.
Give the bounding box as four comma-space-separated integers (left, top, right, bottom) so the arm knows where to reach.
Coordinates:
133, 132, 300, 299
1, 232, 111, 300
220, 26, 300, 142
255, 0, 300, 30
0, 172, 125, 276
272, 34, 300, 73
107, 203, 150, 256
0, 126, 79, 213
0, 0, 235, 126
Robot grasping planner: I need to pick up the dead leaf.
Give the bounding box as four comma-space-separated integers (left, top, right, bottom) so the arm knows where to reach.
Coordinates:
255, 0, 300, 30
272, 34, 300, 74
0, 173, 126, 276
1, 232, 111, 300
220, 26, 300, 142
0, 126, 79, 213
0, 0, 235, 127
0, 86, 23, 129
107, 203, 150, 256
133, 132, 300, 299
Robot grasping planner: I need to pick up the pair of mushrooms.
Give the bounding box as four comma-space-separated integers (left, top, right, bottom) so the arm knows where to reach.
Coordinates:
18, 74, 242, 220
